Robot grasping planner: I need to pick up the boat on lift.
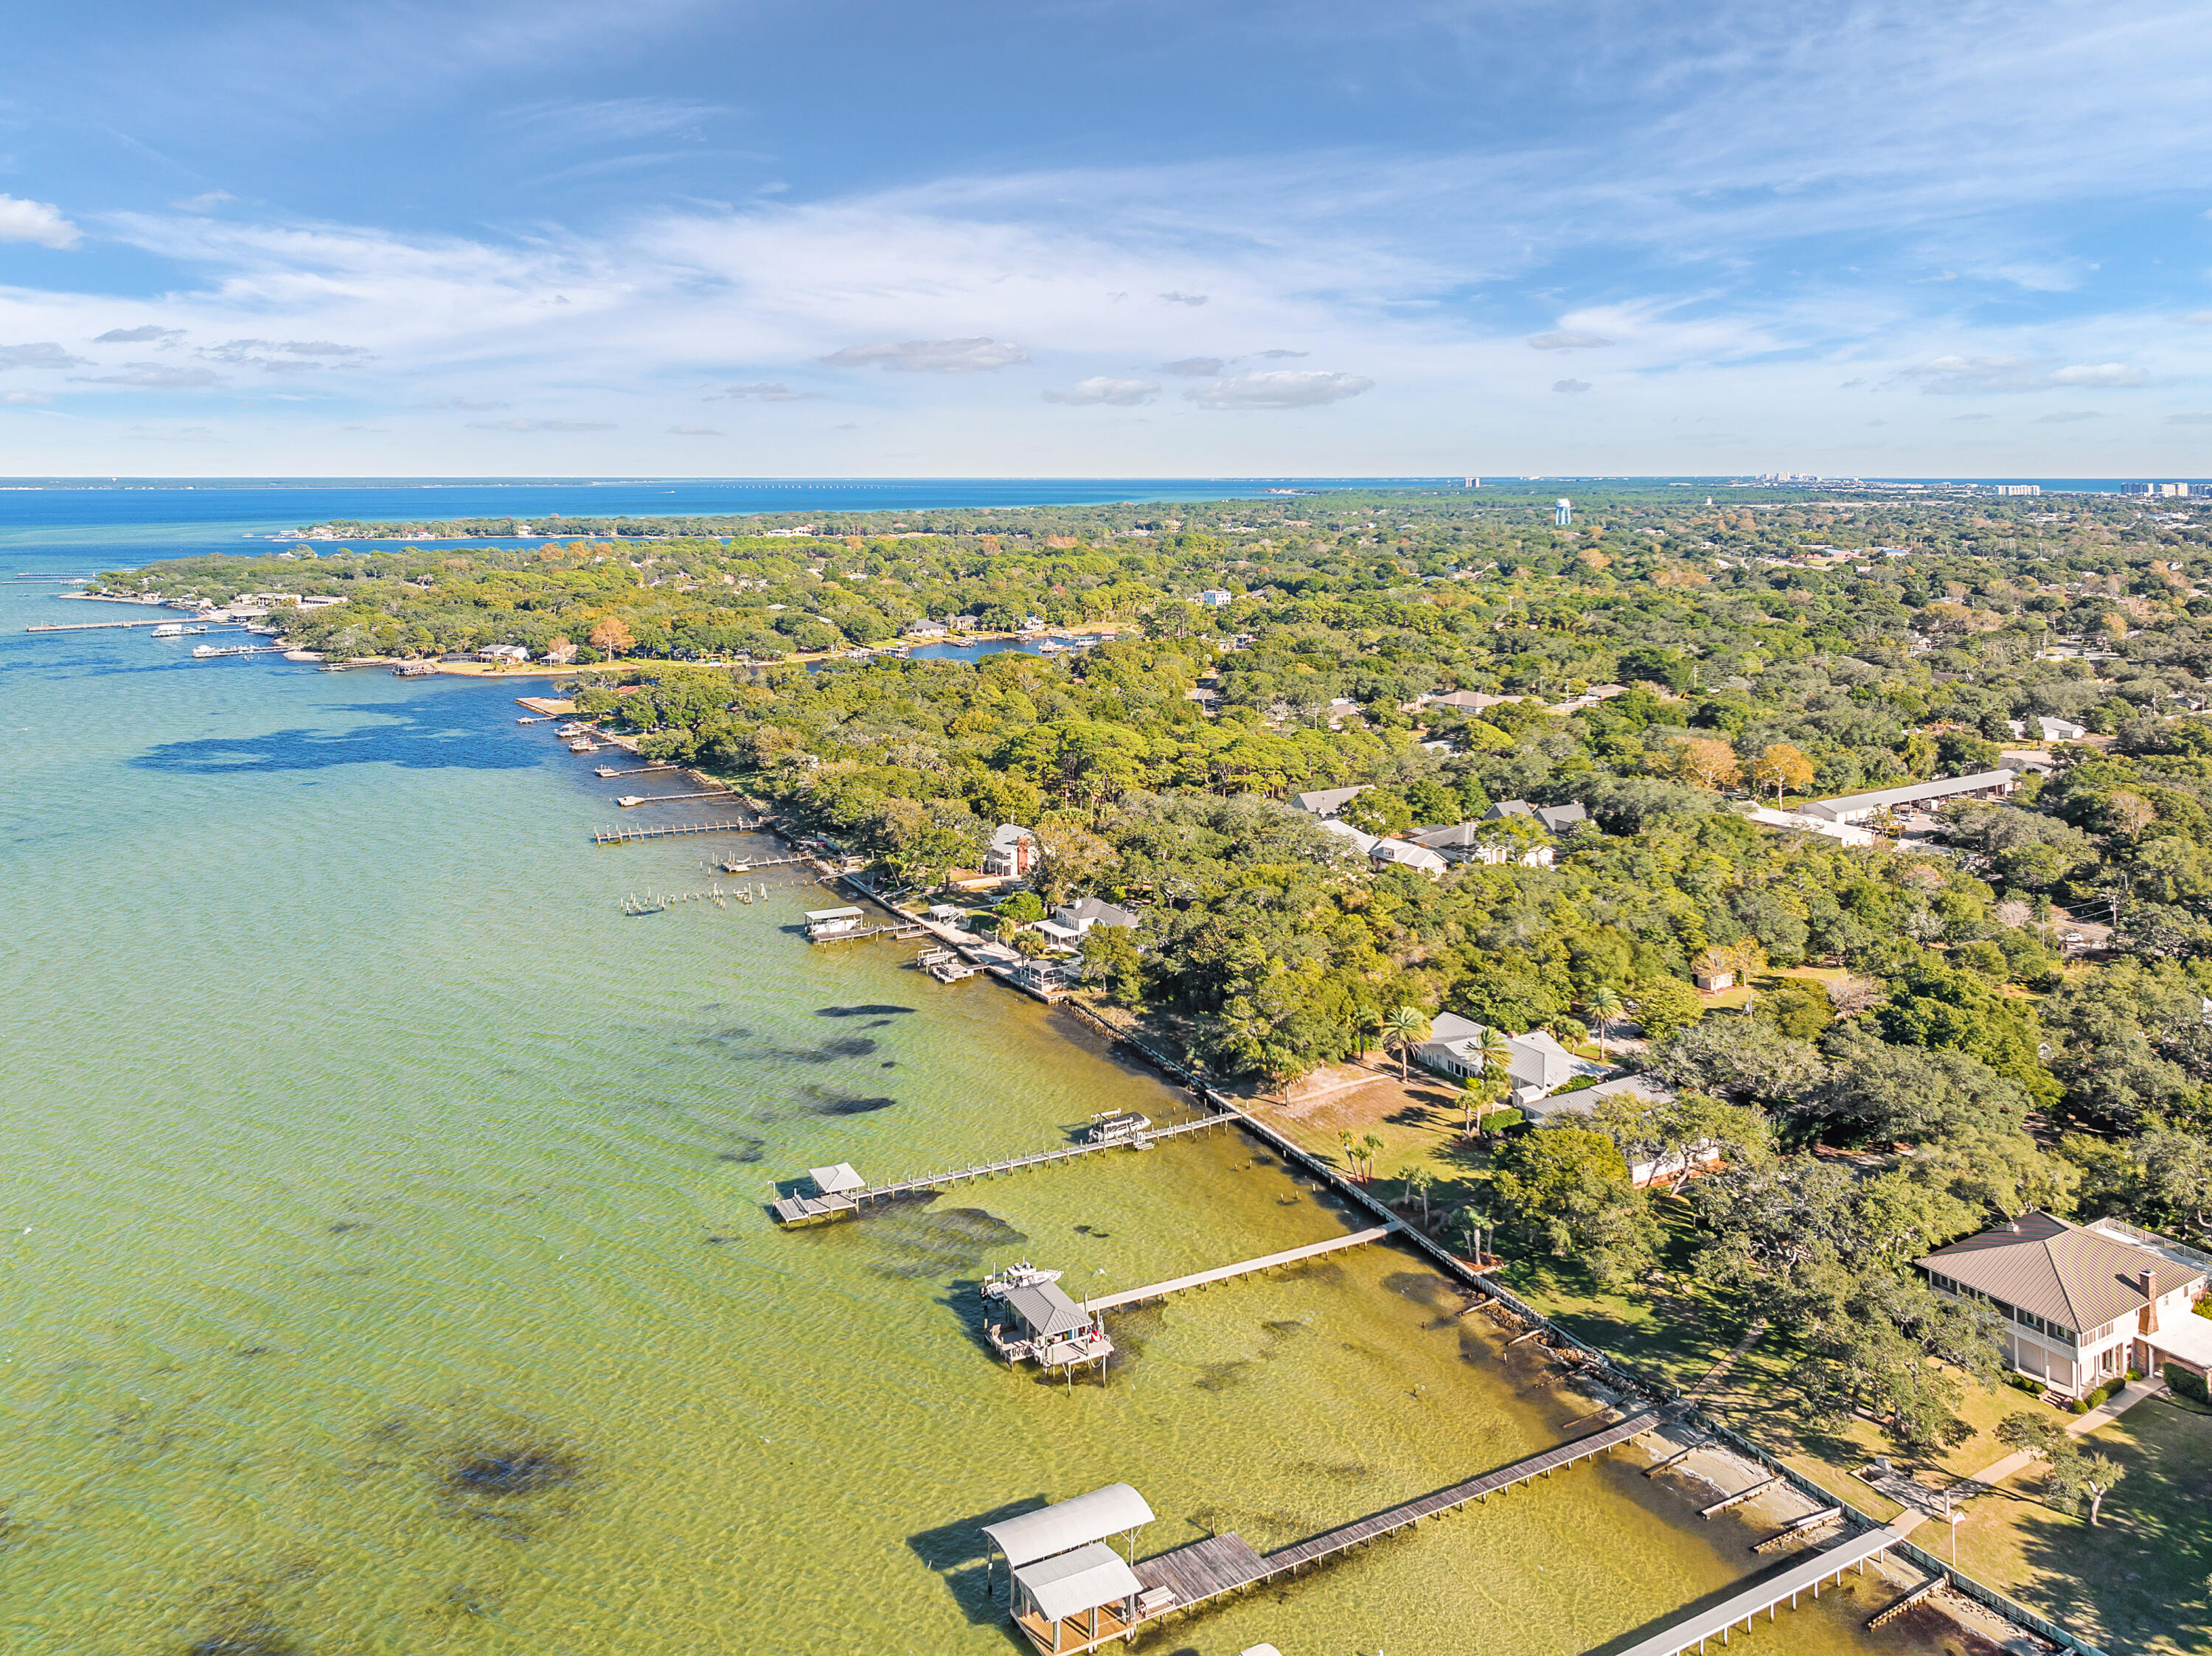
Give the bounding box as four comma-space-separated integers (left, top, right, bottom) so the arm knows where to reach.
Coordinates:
981, 1261, 1065, 1299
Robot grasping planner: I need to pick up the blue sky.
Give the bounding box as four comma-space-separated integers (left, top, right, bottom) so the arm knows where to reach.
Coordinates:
1, 0, 2210, 476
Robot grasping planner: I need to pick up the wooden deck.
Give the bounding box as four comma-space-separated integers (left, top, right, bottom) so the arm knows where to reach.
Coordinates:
1602, 1524, 1901, 1656
1131, 1533, 1267, 1605
1086, 1225, 1399, 1310
771, 1114, 1234, 1225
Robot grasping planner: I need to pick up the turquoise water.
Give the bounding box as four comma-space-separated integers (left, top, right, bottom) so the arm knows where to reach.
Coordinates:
0, 499, 1949, 1656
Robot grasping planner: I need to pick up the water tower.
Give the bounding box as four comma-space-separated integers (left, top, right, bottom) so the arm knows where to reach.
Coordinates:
1554, 498, 1573, 526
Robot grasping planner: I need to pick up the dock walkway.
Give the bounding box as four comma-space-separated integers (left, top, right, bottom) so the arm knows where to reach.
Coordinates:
772, 1114, 1233, 1225
1087, 1225, 1399, 1310
1044, 1410, 1666, 1654
594, 820, 762, 843
1601, 1525, 1899, 1656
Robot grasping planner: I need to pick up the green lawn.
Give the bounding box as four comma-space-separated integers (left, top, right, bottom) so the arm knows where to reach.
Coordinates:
1947, 1394, 2212, 1655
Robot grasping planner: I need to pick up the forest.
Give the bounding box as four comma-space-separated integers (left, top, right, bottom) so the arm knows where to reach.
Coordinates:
112, 479, 2212, 1446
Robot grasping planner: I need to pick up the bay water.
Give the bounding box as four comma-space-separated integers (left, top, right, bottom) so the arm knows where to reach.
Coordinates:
1, 487, 1950, 1655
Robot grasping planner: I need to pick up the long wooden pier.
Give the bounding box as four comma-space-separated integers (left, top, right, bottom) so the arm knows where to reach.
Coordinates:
772, 1113, 1234, 1225
1043, 1410, 1666, 1654
24, 617, 199, 632
616, 790, 736, 806
593, 820, 761, 843
1087, 1225, 1399, 1310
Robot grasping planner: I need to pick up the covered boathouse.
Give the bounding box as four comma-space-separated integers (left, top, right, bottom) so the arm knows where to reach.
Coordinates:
982, 1483, 1164, 1655
982, 1264, 1115, 1385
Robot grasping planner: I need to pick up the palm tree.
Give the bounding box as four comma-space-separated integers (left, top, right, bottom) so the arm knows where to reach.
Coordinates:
1338, 1128, 1359, 1175
1380, 1003, 1433, 1082
1359, 1132, 1385, 1183
1585, 987, 1626, 1060
1405, 1167, 1435, 1225
1464, 1025, 1513, 1137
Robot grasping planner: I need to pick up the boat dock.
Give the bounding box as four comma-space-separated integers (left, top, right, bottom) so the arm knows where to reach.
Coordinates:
1601, 1525, 1901, 1656
1003, 1412, 1665, 1655
616, 790, 736, 806
771, 1114, 1234, 1225
1086, 1225, 1399, 1311
593, 820, 761, 843
24, 617, 201, 632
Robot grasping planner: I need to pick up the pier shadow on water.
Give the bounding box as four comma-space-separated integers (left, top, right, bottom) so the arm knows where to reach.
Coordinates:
129, 703, 540, 775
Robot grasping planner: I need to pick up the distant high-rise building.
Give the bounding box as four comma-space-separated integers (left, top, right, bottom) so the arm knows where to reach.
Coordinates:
1994, 484, 2041, 496
1554, 498, 1573, 526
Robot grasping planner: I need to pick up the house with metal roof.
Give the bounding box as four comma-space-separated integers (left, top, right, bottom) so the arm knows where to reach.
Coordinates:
1408, 819, 1556, 867
1051, 897, 1137, 936
1796, 768, 2016, 824
1918, 1210, 2210, 1397
1413, 1012, 1606, 1107
1487, 799, 1589, 835
1367, 838, 1448, 877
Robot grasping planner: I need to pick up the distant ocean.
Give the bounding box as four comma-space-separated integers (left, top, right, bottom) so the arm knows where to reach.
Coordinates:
0, 476, 2194, 580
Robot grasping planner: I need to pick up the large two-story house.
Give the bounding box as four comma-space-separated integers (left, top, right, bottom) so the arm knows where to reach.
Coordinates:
1916, 1210, 2212, 1398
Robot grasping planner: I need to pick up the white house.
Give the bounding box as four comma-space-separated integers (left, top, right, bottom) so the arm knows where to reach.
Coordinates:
1414, 1012, 1606, 1107
1744, 804, 1881, 848
477, 643, 529, 663
1051, 897, 1136, 936
1409, 820, 1554, 867
1317, 818, 1379, 858
1368, 838, 1448, 877
1197, 589, 1234, 608
1919, 1211, 2211, 1398
2039, 715, 2089, 742
1489, 799, 1588, 835
904, 617, 950, 638
983, 824, 1040, 879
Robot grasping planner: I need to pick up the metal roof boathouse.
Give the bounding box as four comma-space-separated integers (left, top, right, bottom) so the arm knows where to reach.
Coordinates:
982, 1263, 1115, 1386
982, 1484, 1159, 1655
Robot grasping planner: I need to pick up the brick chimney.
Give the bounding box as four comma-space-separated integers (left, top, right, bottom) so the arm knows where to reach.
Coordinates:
2139, 1268, 2160, 1335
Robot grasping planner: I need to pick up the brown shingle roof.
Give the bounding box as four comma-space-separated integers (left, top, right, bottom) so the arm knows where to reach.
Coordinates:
1917, 1210, 2201, 1334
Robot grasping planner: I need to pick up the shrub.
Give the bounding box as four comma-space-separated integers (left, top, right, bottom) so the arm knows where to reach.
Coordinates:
1484, 1107, 1527, 1133
2168, 1363, 2211, 1405
2067, 1398, 2088, 1416
2006, 1372, 2044, 1395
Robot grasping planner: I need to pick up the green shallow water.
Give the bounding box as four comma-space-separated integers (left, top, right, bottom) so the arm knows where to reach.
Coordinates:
1, 588, 1957, 1655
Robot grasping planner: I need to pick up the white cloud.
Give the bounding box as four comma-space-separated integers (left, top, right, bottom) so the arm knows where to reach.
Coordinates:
819, 337, 1027, 372
1186, 370, 1372, 410
707, 382, 822, 400
1041, 376, 1158, 406
1158, 291, 1208, 306
0, 194, 80, 249
74, 362, 220, 387
2168, 413, 2212, 425
1553, 378, 1593, 394
411, 399, 509, 411
0, 341, 88, 370
2037, 410, 2099, 422
1253, 349, 1308, 359
203, 338, 373, 369
2, 389, 50, 404
1158, 357, 1224, 375
173, 191, 235, 214
94, 326, 184, 345
1528, 331, 1612, 350
467, 418, 616, 431
1905, 355, 2147, 393
2185, 311, 2212, 325
668, 423, 723, 435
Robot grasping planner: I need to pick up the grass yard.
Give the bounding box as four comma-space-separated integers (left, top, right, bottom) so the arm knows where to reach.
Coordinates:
1947, 1394, 2212, 1655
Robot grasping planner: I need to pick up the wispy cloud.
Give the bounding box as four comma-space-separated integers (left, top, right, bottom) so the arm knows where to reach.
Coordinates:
820, 338, 1028, 372
1903, 355, 2149, 394
1158, 357, 1224, 375
0, 193, 80, 249
75, 363, 221, 386
1042, 376, 1158, 406
1186, 370, 1372, 410
467, 418, 616, 431
1529, 331, 1612, 350
1158, 291, 1208, 306
668, 423, 723, 435
93, 326, 184, 345
707, 382, 822, 400
172, 190, 234, 213
1553, 378, 1593, 394
0, 342, 89, 370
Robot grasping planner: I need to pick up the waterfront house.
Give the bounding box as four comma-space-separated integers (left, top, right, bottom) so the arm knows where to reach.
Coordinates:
1414, 1012, 1606, 1107
1051, 897, 1137, 936
984, 824, 1041, 878
1917, 1211, 2211, 1397
948, 614, 981, 631
476, 643, 529, 663
904, 617, 950, 638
